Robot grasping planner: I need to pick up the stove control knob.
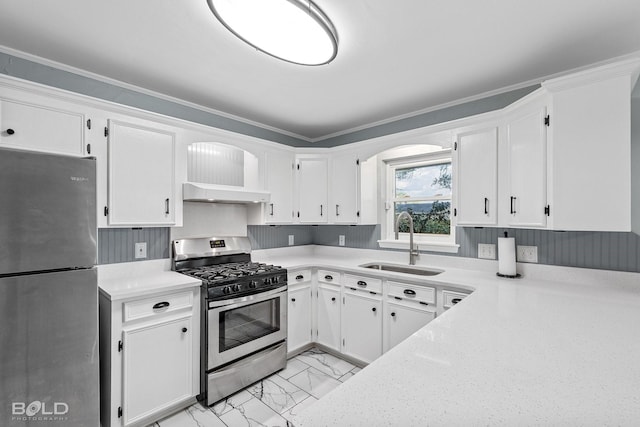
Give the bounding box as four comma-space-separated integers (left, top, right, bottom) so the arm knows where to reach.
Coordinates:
249, 281, 258, 289
232, 284, 241, 292
222, 286, 231, 295
264, 277, 271, 285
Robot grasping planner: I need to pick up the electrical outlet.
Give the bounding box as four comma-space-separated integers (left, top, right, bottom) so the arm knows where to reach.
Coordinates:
134, 242, 147, 259
478, 243, 496, 260
517, 245, 538, 263
339, 235, 346, 246
288, 235, 294, 246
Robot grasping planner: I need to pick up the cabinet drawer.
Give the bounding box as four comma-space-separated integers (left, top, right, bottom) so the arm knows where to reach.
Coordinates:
344, 274, 382, 294
124, 291, 193, 322
317, 269, 341, 285
443, 290, 470, 309
388, 281, 435, 305
288, 269, 311, 284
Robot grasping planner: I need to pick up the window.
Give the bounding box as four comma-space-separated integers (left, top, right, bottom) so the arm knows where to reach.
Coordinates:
380, 149, 458, 252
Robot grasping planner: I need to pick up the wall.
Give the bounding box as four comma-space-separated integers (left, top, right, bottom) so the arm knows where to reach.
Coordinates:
248, 225, 380, 250
247, 225, 640, 273
98, 228, 169, 264
18, 48, 631, 268
0, 51, 537, 147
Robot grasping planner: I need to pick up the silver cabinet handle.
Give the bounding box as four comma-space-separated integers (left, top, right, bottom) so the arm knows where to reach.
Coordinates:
270, 203, 274, 216
320, 205, 323, 216
165, 198, 170, 214
484, 197, 489, 215
336, 204, 340, 216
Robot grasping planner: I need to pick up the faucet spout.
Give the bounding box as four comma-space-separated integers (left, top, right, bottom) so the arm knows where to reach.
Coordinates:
394, 211, 418, 265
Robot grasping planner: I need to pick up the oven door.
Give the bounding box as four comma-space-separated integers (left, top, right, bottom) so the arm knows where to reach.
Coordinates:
207, 286, 287, 369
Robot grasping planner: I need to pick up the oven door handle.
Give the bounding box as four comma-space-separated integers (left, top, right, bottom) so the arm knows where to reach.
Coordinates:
208, 285, 288, 309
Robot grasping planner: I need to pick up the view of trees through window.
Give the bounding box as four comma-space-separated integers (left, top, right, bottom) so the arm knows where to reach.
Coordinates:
394, 162, 452, 235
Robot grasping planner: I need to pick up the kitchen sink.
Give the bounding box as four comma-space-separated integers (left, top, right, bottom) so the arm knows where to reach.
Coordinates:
359, 263, 443, 276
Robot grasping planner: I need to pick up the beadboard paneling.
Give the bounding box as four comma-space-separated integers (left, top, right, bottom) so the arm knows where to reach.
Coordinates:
311, 225, 380, 249
98, 227, 170, 264
247, 225, 314, 249
456, 227, 640, 272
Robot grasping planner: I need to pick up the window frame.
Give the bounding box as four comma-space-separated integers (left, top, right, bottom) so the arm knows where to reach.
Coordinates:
379, 150, 458, 252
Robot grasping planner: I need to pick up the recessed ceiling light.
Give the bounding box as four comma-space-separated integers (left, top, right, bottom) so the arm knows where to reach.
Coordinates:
207, 0, 338, 66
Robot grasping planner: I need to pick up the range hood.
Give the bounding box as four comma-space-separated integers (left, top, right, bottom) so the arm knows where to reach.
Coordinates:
183, 182, 270, 204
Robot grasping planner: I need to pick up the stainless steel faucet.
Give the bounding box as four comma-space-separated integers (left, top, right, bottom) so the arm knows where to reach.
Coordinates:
394, 211, 419, 265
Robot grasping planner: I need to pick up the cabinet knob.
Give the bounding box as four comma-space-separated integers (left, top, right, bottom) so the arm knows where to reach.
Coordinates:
391, 312, 396, 317
331, 297, 336, 302
291, 298, 296, 302
451, 298, 462, 305
181, 327, 188, 333
5, 128, 15, 135
371, 307, 377, 312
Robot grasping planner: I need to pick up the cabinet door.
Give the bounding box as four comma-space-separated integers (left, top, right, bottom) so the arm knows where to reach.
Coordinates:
288, 285, 312, 352
297, 157, 328, 223
386, 301, 435, 350
122, 315, 193, 426
265, 151, 294, 223
507, 106, 547, 227
456, 127, 498, 225
342, 291, 382, 364
316, 285, 341, 351
107, 119, 175, 226
330, 153, 360, 223
0, 98, 86, 156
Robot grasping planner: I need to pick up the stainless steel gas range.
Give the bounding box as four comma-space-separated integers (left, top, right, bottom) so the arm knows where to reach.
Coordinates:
173, 237, 287, 405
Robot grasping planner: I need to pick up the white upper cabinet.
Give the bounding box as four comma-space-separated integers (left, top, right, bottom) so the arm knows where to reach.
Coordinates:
543, 61, 638, 231
107, 119, 176, 226
505, 104, 548, 227
329, 152, 360, 223
296, 156, 328, 223
455, 127, 498, 225
264, 150, 294, 223
0, 97, 87, 156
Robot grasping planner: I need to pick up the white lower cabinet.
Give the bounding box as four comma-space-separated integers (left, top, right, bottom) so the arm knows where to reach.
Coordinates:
386, 300, 436, 350
122, 315, 193, 426
342, 288, 382, 364
316, 284, 341, 351
287, 283, 312, 353
99, 287, 200, 427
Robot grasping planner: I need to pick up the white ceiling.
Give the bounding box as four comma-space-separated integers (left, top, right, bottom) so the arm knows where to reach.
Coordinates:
0, 0, 639, 141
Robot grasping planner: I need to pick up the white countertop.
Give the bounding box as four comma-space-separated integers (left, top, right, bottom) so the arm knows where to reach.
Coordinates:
96, 246, 640, 424
251, 246, 640, 426
98, 259, 201, 300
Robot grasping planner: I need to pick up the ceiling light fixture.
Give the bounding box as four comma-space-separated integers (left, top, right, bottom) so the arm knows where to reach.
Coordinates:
207, 0, 338, 66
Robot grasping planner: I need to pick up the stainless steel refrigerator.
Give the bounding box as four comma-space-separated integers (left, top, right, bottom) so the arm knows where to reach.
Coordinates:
0, 148, 99, 426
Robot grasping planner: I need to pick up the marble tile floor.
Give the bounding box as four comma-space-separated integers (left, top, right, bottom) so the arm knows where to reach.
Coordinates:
152, 348, 361, 427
